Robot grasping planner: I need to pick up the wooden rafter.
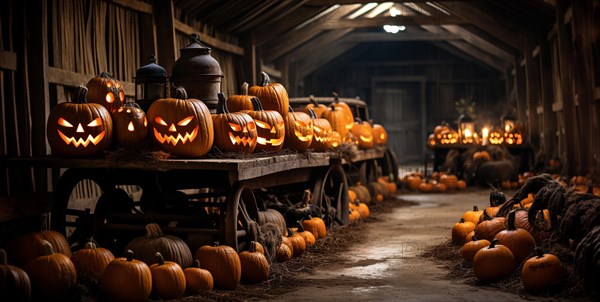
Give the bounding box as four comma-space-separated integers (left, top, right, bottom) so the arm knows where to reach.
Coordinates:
254, 5, 328, 45
318, 15, 467, 29
440, 25, 514, 63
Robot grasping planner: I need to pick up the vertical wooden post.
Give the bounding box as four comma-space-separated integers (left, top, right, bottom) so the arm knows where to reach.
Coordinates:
138, 11, 157, 69
524, 43, 541, 155
241, 32, 257, 85
26, 0, 49, 191
556, 0, 578, 176
513, 54, 528, 124
539, 41, 557, 159
154, 0, 177, 77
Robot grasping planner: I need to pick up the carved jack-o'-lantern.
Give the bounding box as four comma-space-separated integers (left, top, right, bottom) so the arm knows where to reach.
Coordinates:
489, 129, 504, 145
284, 105, 313, 151
350, 119, 374, 149
504, 129, 523, 145
427, 133, 436, 148
213, 93, 257, 153
439, 129, 458, 145
47, 85, 113, 157
434, 122, 451, 141
86, 72, 125, 115
307, 108, 333, 151
113, 102, 148, 146
330, 131, 342, 148
242, 97, 285, 152
147, 87, 214, 158
372, 124, 388, 145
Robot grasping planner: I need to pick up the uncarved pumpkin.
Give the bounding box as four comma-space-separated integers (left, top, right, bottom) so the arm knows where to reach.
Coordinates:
239, 241, 270, 284
184, 260, 213, 294
101, 250, 152, 302
125, 223, 193, 268
521, 248, 567, 292
472, 239, 516, 282
150, 252, 186, 300
71, 241, 115, 281
226, 82, 254, 112
23, 241, 76, 298
0, 248, 31, 302
194, 243, 241, 290
248, 71, 289, 117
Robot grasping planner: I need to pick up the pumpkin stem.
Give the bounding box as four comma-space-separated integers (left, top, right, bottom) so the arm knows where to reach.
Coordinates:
287, 228, 295, 236
41, 240, 55, 256
250, 97, 264, 111
145, 223, 164, 239
249, 241, 258, 253
73, 85, 89, 104
125, 250, 135, 261
213, 241, 220, 247
507, 210, 517, 230
488, 239, 499, 249
155, 252, 165, 265
174, 86, 188, 100
98, 71, 113, 79
297, 222, 305, 232
258, 71, 270, 86
306, 108, 317, 119
459, 218, 465, 223
473, 205, 479, 211
241, 82, 249, 95
332, 92, 339, 103
191, 259, 200, 268
288, 105, 294, 113
471, 231, 479, 241
483, 209, 494, 221
534, 247, 544, 258
83, 241, 97, 249
217, 92, 230, 114
309, 95, 319, 106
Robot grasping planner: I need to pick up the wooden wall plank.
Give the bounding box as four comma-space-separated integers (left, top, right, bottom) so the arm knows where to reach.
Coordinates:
154, 0, 177, 76
538, 41, 558, 159
0, 51, 17, 71
47, 66, 135, 96
524, 42, 541, 153
174, 20, 244, 55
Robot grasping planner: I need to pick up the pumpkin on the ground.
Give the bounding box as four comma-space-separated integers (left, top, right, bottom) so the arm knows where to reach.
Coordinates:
284, 229, 307, 257
474, 216, 506, 241
493, 210, 536, 263
276, 243, 293, 262
451, 219, 476, 245
302, 216, 326, 239
194, 243, 241, 290
101, 250, 152, 302
184, 260, 213, 294
521, 248, 567, 292
7, 230, 72, 267
472, 239, 517, 282
71, 241, 115, 281
0, 248, 31, 302
461, 206, 483, 225
239, 241, 270, 284
460, 233, 490, 262
23, 241, 76, 298
125, 223, 193, 268
150, 252, 186, 300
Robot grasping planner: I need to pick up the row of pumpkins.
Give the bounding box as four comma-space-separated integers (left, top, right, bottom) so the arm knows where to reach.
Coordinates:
47, 72, 388, 158
450, 191, 565, 292
0, 216, 332, 301
347, 176, 398, 223
403, 172, 467, 193
428, 122, 524, 146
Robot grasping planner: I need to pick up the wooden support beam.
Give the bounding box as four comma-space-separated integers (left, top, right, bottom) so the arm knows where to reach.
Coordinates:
106, 0, 152, 14
47, 67, 135, 97
538, 41, 557, 157
440, 25, 514, 63
514, 54, 528, 122
255, 5, 327, 46
174, 20, 244, 55
297, 40, 358, 79
343, 31, 461, 42
308, 0, 458, 4
523, 42, 541, 153
319, 15, 467, 29
287, 29, 354, 63
263, 4, 361, 62
154, 0, 177, 76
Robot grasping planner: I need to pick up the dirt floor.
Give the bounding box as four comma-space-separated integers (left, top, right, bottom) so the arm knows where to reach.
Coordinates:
67, 187, 599, 302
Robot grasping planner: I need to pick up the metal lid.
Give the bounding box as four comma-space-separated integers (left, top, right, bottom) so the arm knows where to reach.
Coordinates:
135, 55, 167, 80
172, 34, 223, 78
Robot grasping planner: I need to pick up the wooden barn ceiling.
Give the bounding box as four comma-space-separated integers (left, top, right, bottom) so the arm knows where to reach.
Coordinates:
172, 0, 556, 72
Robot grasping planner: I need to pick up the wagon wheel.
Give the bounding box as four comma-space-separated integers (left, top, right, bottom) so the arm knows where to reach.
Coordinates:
312, 164, 349, 226
51, 168, 116, 248
225, 184, 260, 252
377, 147, 400, 183
92, 188, 136, 253
359, 159, 381, 184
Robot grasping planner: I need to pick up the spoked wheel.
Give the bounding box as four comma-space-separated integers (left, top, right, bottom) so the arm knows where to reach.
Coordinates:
312, 164, 349, 227
51, 169, 115, 249
378, 147, 400, 183
359, 159, 381, 184
225, 184, 260, 252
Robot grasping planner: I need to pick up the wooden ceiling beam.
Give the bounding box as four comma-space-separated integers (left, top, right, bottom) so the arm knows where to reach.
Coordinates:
232, 0, 299, 33
287, 29, 354, 63
296, 41, 358, 79
344, 31, 462, 42
255, 6, 327, 46
440, 25, 514, 63
263, 4, 361, 61
307, 0, 459, 5
224, 2, 280, 32
319, 15, 467, 29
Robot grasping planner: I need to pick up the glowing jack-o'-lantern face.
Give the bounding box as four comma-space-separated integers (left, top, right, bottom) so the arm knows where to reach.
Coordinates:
489, 129, 504, 145
213, 93, 258, 153
307, 108, 333, 151
439, 129, 458, 145
86, 72, 125, 115
147, 87, 214, 158
113, 102, 148, 146
284, 106, 313, 152
504, 130, 523, 145
47, 85, 113, 157
242, 97, 285, 152
350, 119, 374, 149
372, 124, 388, 145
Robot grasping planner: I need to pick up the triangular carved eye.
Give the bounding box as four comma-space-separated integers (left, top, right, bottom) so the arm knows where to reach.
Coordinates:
87, 118, 103, 127
255, 120, 271, 129
229, 122, 242, 131
178, 116, 194, 126
58, 118, 73, 127
155, 117, 168, 126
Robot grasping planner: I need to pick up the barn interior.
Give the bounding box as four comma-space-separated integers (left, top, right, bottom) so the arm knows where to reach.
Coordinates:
0, 0, 599, 301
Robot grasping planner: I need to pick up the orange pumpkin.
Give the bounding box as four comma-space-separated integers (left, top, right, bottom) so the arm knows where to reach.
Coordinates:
243, 97, 285, 152
248, 71, 289, 117
212, 92, 257, 153
284, 105, 313, 151
194, 243, 241, 290
372, 124, 388, 145
226, 82, 254, 112
86, 72, 125, 114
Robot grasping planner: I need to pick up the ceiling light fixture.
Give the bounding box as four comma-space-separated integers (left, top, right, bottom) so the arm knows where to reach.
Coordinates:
383, 25, 406, 34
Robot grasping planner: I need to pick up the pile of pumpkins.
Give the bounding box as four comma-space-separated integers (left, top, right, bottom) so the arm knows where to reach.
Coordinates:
0, 218, 331, 301
451, 191, 566, 292
403, 172, 467, 193
347, 176, 397, 223
47, 72, 389, 159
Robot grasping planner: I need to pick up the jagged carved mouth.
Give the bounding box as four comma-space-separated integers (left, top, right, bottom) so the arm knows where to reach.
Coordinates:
153, 126, 199, 145
58, 130, 106, 148
257, 136, 284, 146
229, 133, 257, 146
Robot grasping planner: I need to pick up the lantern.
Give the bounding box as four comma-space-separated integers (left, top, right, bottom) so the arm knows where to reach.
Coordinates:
502, 112, 516, 132
458, 114, 475, 144
489, 128, 504, 145
135, 55, 168, 113
171, 34, 223, 111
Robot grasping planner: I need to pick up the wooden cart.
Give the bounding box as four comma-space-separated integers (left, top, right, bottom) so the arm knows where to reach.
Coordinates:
3, 147, 389, 252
